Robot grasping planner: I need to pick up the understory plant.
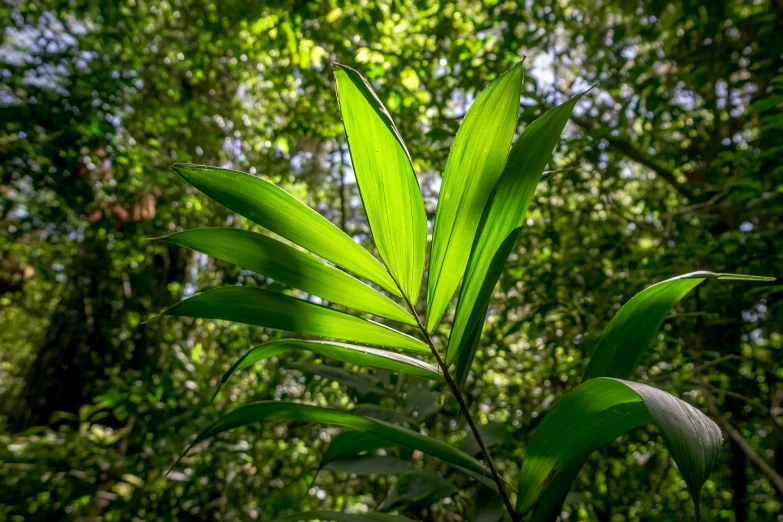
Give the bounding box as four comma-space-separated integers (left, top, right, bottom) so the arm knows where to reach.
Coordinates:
156, 63, 772, 521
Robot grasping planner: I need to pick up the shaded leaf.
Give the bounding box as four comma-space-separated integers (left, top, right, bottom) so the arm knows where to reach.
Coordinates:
353, 404, 415, 425
379, 470, 457, 511
474, 485, 504, 522
459, 421, 513, 456
172, 164, 399, 295
320, 431, 395, 471
214, 339, 440, 401
292, 363, 392, 396
162, 228, 414, 325
157, 286, 428, 352
274, 511, 416, 522
176, 401, 489, 478
323, 454, 414, 475
516, 378, 722, 520
426, 63, 524, 332
334, 64, 427, 302
582, 271, 775, 382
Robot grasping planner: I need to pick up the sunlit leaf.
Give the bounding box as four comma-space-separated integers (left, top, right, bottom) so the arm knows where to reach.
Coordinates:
162, 228, 415, 325
175, 401, 489, 478
334, 64, 427, 303
516, 378, 722, 520
156, 286, 428, 352
582, 271, 775, 382
448, 92, 586, 385
172, 164, 399, 295
426, 63, 524, 332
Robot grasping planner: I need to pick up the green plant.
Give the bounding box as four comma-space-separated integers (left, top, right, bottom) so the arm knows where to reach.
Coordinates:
156, 64, 772, 521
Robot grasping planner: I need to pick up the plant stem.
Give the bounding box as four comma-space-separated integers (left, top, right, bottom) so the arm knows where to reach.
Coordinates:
402, 296, 519, 522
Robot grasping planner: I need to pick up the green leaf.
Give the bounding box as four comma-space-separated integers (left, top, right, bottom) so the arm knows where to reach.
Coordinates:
516, 378, 722, 520
474, 485, 505, 522
318, 430, 501, 495
172, 164, 399, 296
426, 63, 524, 332
459, 421, 513, 456
334, 64, 427, 303
353, 404, 416, 425
379, 470, 457, 511
161, 228, 415, 325
323, 454, 415, 475
292, 363, 393, 396
157, 286, 428, 352
214, 339, 441, 400
448, 92, 586, 385
176, 401, 489, 478
582, 271, 775, 382
319, 431, 395, 471
274, 511, 416, 522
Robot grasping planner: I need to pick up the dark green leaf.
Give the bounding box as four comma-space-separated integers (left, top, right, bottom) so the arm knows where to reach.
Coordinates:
292, 363, 392, 396
516, 378, 722, 520
582, 271, 775, 382
379, 470, 457, 511
274, 511, 416, 522
320, 431, 395, 471
176, 401, 489, 477
323, 454, 414, 475
214, 339, 440, 401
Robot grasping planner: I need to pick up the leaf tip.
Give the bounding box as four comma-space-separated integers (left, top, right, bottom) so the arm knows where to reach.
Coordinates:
140, 313, 162, 325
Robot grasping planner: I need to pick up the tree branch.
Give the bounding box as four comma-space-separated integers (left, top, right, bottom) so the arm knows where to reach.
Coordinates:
698, 379, 783, 497
571, 116, 698, 202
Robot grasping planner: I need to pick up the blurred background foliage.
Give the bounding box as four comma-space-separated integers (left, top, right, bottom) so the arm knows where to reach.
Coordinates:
1, 0, 782, 520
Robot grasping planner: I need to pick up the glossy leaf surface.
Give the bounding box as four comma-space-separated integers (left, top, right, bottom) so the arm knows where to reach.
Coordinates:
173, 164, 399, 295
158, 286, 427, 352
163, 228, 414, 325
426, 64, 523, 332
334, 64, 427, 303
516, 378, 722, 520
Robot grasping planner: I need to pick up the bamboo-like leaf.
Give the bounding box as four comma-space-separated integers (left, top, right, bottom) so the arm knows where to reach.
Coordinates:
291, 363, 393, 396
323, 454, 415, 476
448, 92, 587, 385
380, 470, 456, 511
320, 431, 396, 471
172, 164, 399, 295
334, 64, 427, 303
582, 271, 775, 382
516, 378, 722, 520
274, 511, 416, 522
157, 286, 428, 352
426, 64, 524, 332
214, 339, 440, 400
175, 401, 489, 477
163, 228, 415, 325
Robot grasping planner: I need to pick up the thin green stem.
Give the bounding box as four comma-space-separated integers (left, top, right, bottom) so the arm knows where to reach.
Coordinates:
401, 294, 519, 522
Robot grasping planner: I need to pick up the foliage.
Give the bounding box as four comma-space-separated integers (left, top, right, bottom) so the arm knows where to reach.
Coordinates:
160, 65, 769, 521
2, 1, 782, 521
